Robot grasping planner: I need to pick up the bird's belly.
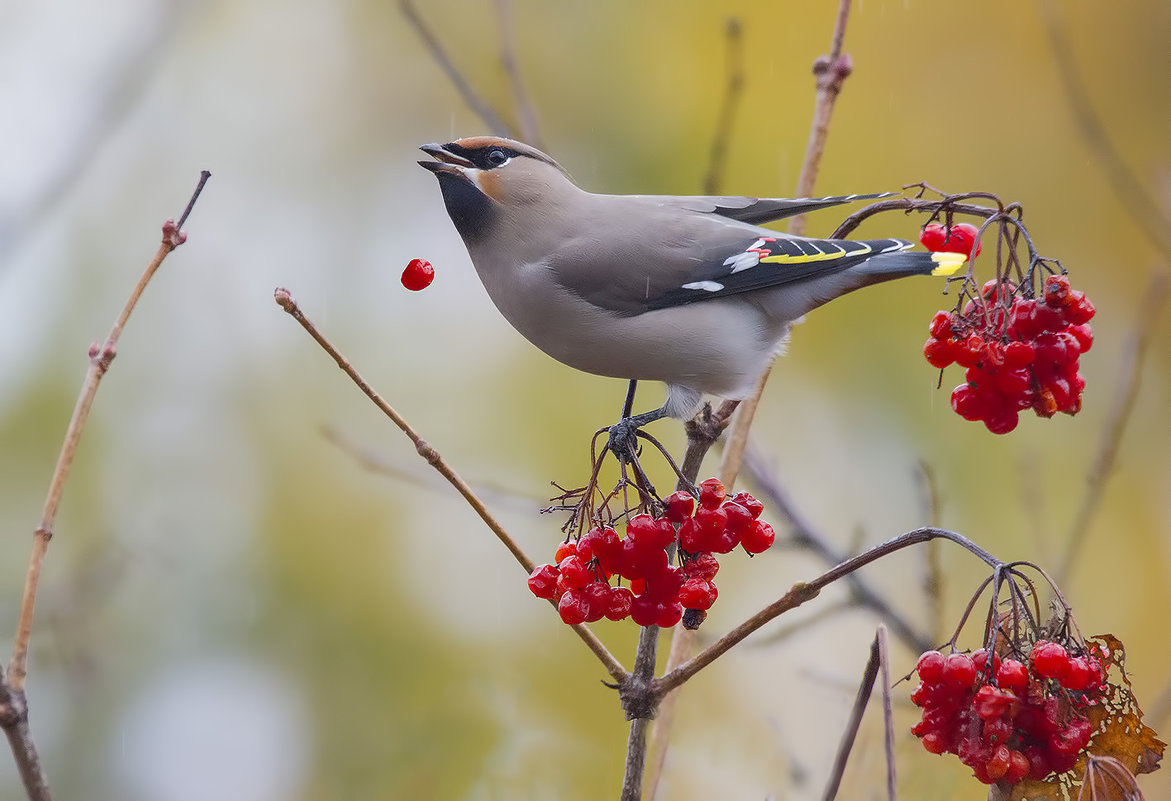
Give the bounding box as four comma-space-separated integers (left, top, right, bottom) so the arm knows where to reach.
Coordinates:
492, 286, 782, 398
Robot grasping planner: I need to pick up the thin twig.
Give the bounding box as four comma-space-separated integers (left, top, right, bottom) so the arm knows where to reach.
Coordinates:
495, 0, 541, 147
274, 288, 627, 683
1058, 272, 1169, 582
398, 0, 514, 137
641, 401, 737, 800
702, 18, 745, 196
877, 626, 896, 801
915, 461, 946, 643
822, 632, 880, 801
2, 172, 210, 801
742, 445, 933, 653
717, 0, 855, 501
654, 527, 997, 695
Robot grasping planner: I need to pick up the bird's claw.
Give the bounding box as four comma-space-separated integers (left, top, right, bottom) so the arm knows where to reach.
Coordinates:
606, 419, 641, 463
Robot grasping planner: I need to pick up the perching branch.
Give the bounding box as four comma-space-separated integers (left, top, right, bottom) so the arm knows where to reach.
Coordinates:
274, 288, 628, 684
2, 171, 210, 801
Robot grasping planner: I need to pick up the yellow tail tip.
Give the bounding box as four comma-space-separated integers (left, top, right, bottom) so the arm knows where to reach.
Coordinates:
930, 251, 967, 276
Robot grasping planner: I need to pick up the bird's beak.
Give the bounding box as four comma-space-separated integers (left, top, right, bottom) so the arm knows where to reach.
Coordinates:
418, 143, 474, 176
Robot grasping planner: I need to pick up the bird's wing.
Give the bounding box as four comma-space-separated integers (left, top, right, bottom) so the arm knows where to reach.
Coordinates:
630, 192, 895, 226
543, 203, 941, 315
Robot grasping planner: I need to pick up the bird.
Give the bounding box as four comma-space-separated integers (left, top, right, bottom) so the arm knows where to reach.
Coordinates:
419, 136, 964, 455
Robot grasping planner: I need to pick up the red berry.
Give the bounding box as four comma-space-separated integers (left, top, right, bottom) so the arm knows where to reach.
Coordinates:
656, 601, 683, 628
664, 490, 696, 523
1043, 274, 1072, 307
527, 564, 560, 599
722, 501, 755, 534
943, 653, 978, 688
1004, 340, 1036, 368
741, 519, 775, 554
581, 581, 610, 623
916, 650, 946, 683
731, 491, 764, 518
629, 595, 659, 626
1068, 323, 1093, 353
677, 518, 707, 554
920, 222, 982, 257
923, 337, 955, 368
1006, 750, 1030, 784
951, 383, 986, 422
554, 540, 576, 563
996, 658, 1029, 692
694, 506, 729, 540
1031, 641, 1068, 679
401, 258, 435, 291
929, 310, 954, 339
604, 585, 634, 621
983, 405, 1019, 435
697, 478, 726, 509
1059, 656, 1095, 691
558, 590, 588, 624
986, 743, 1011, 781
678, 578, 718, 610
1066, 290, 1096, 324
681, 552, 720, 580
558, 555, 592, 589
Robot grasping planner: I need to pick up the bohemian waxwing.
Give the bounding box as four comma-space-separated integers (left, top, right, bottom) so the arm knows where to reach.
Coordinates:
419, 136, 964, 446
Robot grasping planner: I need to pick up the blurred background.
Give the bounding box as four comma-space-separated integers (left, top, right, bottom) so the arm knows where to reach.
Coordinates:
1, 1, 1168, 799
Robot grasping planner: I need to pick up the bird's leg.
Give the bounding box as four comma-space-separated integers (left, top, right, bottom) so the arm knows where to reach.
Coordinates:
606, 380, 668, 463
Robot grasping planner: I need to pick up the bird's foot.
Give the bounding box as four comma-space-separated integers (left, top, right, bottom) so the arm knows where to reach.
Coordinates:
606, 417, 642, 464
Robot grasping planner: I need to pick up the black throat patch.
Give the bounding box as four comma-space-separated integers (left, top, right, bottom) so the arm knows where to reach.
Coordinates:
436, 172, 496, 243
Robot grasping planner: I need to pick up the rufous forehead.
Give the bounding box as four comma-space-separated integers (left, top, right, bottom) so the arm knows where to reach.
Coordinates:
454, 135, 518, 150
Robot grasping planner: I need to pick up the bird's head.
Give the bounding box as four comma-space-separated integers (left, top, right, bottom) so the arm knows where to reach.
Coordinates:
419, 136, 575, 242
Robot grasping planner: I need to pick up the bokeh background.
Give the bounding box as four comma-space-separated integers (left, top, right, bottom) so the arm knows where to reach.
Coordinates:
1, 1, 1168, 799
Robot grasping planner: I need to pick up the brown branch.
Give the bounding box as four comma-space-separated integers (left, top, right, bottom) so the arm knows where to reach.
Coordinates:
2, 171, 209, 801
654, 527, 996, 695
717, 0, 855, 500
398, 0, 514, 138
273, 288, 627, 683
822, 630, 881, 801
623, 400, 737, 800
1058, 271, 1170, 582
702, 18, 745, 196
495, 0, 541, 147
742, 445, 933, 652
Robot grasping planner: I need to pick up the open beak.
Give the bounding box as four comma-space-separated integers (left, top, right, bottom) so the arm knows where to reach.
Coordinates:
418, 143, 475, 175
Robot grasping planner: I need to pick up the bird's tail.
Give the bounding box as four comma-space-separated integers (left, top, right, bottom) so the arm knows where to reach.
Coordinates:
853, 241, 967, 278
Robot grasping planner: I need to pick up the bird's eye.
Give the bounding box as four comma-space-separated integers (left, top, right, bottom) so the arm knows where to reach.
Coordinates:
486, 149, 509, 167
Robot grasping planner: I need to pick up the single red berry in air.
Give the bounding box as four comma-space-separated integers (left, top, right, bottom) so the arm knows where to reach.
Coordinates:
401, 258, 435, 290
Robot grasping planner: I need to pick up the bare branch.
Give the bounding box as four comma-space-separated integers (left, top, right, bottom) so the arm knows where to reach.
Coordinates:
398, 0, 514, 138
495, 0, 541, 147
654, 527, 997, 695
274, 288, 628, 683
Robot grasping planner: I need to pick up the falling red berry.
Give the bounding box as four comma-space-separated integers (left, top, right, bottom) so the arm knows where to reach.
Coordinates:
401, 258, 435, 291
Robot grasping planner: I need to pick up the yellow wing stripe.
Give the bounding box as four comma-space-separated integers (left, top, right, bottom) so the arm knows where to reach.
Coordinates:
760, 242, 871, 265
930, 251, 967, 276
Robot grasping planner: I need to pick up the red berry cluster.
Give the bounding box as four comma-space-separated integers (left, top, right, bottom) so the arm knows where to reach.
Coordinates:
922, 275, 1095, 434
527, 479, 775, 628
910, 640, 1105, 785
